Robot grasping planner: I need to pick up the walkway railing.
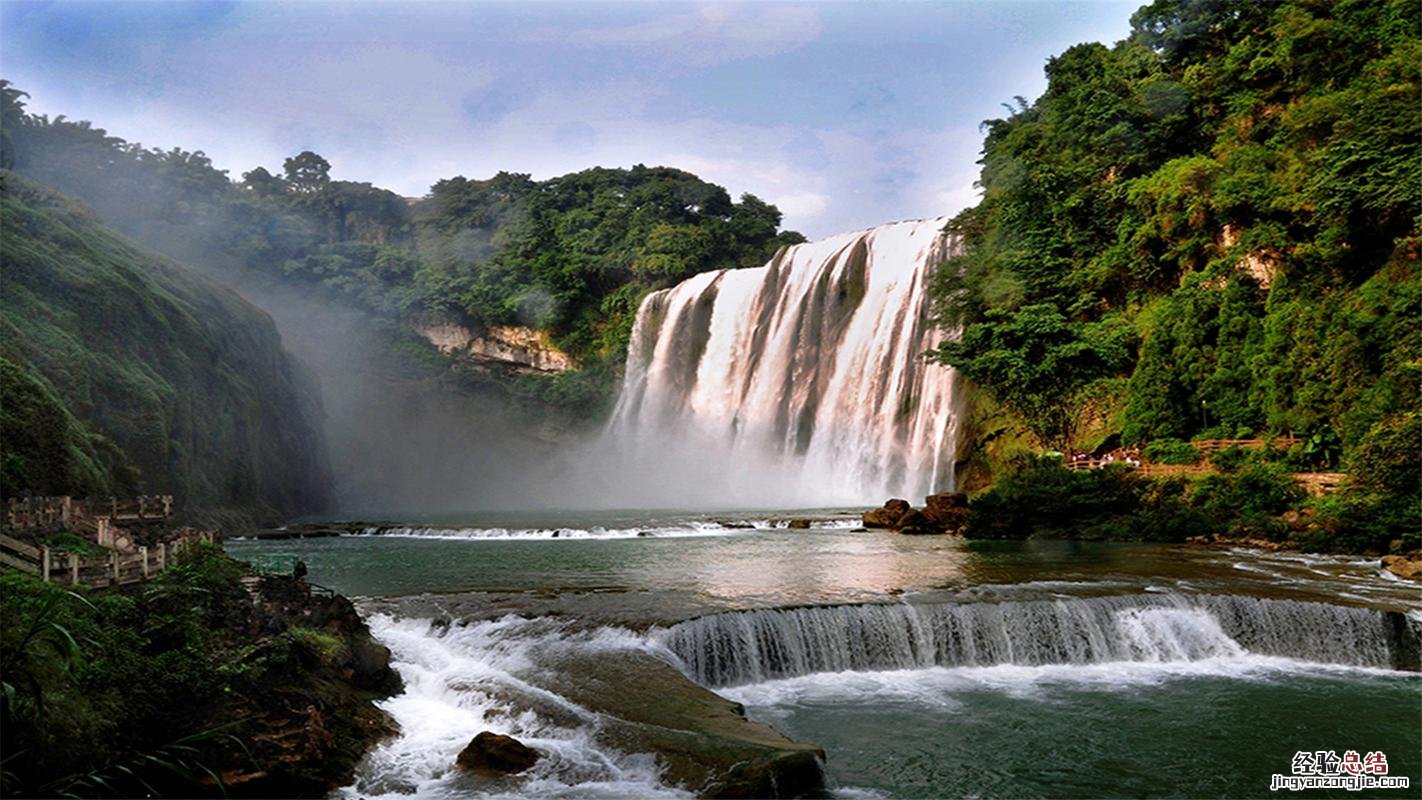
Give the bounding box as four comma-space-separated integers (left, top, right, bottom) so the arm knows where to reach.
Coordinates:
1188, 437, 1299, 452
0, 530, 216, 587
6, 495, 174, 529
1062, 456, 1345, 495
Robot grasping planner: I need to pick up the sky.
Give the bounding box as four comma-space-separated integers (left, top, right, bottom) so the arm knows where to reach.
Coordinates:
0, 1, 1138, 239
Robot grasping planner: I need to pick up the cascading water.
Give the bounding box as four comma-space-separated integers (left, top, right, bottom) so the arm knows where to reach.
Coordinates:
344, 614, 689, 800
656, 595, 1422, 687
604, 218, 960, 507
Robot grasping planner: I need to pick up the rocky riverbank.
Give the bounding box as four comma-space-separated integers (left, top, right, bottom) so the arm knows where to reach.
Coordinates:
217, 571, 402, 796
0, 545, 400, 798
862, 492, 970, 535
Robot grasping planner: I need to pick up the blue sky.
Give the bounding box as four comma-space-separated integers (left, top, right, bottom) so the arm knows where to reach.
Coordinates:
1, 1, 1138, 238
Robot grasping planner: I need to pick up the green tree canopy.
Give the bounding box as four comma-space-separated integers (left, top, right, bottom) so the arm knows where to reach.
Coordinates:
934, 304, 1132, 448
283, 150, 331, 194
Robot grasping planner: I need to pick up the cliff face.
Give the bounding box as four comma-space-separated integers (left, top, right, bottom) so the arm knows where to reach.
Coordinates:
0, 172, 333, 522
412, 319, 576, 373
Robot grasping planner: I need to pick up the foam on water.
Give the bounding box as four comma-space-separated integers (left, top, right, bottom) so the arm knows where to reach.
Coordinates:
354, 518, 859, 542
357, 523, 731, 542
345, 592, 1419, 797
343, 614, 687, 800
720, 655, 1413, 710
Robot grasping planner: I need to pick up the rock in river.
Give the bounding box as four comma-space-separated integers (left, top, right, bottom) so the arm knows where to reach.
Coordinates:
896, 510, 940, 535
457, 731, 541, 774
863, 499, 911, 529
539, 649, 825, 798
923, 492, 970, 533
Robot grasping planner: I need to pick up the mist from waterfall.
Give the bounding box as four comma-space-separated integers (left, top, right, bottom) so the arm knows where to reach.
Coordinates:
599, 218, 960, 508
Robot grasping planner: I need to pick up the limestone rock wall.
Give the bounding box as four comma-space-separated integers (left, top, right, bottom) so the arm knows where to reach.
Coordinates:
413, 321, 575, 373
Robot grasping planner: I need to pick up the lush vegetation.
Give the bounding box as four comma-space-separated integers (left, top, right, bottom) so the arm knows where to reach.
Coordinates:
935, 0, 1419, 551
934, 0, 1417, 450
2, 82, 803, 418
965, 450, 1418, 554
0, 545, 396, 797
0, 171, 331, 519
967, 458, 1210, 542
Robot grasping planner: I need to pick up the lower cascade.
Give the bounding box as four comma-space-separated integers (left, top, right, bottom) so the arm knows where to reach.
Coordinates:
656, 594, 1422, 687
606, 218, 961, 506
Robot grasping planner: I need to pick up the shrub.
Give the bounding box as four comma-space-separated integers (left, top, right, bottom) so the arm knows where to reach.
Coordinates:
1295, 493, 1420, 555
0, 550, 257, 795
966, 456, 1158, 540
1348, 412, 1420, 496
288, 627, 347, 664
1209, 444, 1249, 472
1144, 438, 1201, 464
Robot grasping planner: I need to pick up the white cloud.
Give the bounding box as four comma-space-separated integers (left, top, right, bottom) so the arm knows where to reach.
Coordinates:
6, 2, 982, 239
533, 3, 823, 66
771, 191, 831, 219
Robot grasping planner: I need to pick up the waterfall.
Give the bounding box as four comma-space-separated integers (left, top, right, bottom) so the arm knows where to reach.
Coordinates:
656, 595, 1421, 687
606, 218, 960, 507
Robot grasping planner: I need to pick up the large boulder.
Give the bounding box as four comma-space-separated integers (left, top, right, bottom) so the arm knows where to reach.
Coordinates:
923, 492, 970, 534
863, 499, 912, 529
457, 731, 541, 774
924, 492, 967, 518
539, 650, 825, 798
895, 510, 940, 535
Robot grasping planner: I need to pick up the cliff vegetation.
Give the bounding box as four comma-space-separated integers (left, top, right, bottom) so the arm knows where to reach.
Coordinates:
935, 0, 1419, 552
0, 171, 332, 522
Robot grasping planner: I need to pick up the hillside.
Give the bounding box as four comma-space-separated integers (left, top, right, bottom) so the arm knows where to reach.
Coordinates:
0, 171, 332, 522
936, 0, 1417, 458
1, 82, 804, 420
934, 0, 1419, 552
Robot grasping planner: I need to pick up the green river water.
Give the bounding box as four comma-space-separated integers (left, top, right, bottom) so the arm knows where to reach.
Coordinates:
228, 513, 1420, 799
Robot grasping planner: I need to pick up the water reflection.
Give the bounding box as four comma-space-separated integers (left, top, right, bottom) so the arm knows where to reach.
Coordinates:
227, 526, 1419, 618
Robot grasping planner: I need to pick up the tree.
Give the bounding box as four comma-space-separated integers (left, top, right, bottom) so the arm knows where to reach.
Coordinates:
282, 150, 331, 194
933, 304, 1132, 448
0, 80, 28, 169
241, 166, 286, 197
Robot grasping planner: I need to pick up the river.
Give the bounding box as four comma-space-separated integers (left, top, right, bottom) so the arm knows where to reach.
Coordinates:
228, 511, 1421, 798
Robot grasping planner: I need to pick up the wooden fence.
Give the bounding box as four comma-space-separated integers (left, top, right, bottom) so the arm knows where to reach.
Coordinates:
1188, 437, 1299, 452
1132, 463, 1217, 477
0, 530, 216, 588
1063, 459, 1345, 495
1066, 459, 1212, 476
1066, 437, 1302, 472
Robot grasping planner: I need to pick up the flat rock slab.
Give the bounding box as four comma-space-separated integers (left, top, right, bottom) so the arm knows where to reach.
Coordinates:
539, 648, 825, 798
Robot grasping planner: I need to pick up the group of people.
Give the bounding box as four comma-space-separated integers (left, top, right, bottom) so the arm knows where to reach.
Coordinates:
1068, 446, 1144, 468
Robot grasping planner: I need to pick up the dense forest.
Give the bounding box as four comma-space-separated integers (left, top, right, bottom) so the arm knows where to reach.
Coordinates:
935, 0, 1419, 551
1, 81, 803, 416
